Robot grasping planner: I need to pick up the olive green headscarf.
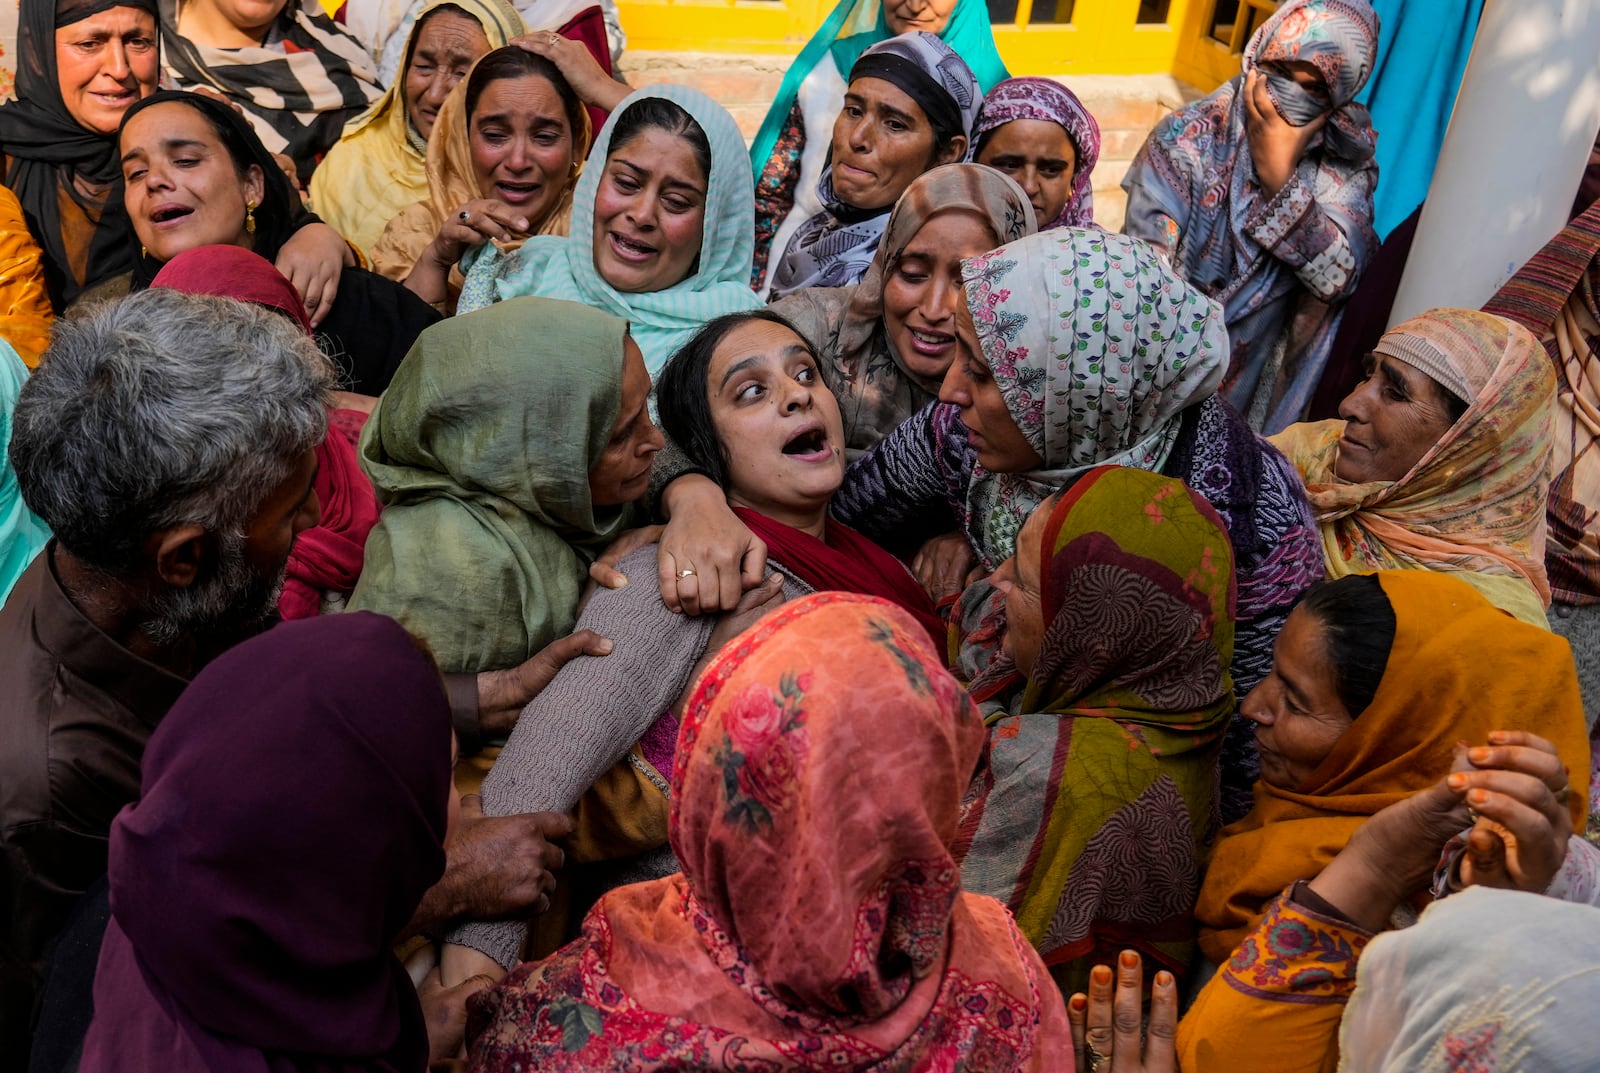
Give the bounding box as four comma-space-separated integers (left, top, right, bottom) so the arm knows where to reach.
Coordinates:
348, 296, 637, 673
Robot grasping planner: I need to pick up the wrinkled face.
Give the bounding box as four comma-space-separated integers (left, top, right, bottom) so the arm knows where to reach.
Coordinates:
54, 6, 159, 136
831, 77, 964, 213
591, 128, 707, 294
938, 291, 1044, 473
976, 119, 1077, 225
884, 0, 958, 35
120, 102, 266, 263
405, 9, 491, 141
1334, 352, 1460, 484
201, 0, 289, 39
468, 74, 576, 227
1241, 606, 1355, 790
989, 492, 1052, 678
882, 209, 998, 381
248, 446, 322, 596
710, 318, 847, 525
587, 337, 664, 506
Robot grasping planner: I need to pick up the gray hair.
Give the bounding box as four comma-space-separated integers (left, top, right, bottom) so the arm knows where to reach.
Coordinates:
12, 289, 333, 578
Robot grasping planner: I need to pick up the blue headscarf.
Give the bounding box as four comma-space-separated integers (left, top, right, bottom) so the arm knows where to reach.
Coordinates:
1, 339, 50, 607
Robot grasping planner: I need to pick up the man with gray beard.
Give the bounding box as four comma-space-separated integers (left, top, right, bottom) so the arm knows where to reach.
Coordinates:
0, 290, 589, 1065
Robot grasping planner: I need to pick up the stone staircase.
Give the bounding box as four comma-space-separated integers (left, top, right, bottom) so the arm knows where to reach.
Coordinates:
616, 50, 1201, 231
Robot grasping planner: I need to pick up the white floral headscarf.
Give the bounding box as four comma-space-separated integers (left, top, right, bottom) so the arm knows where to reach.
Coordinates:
959, 228, 1229, 565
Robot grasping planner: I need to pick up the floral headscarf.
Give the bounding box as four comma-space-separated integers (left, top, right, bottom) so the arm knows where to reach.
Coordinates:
959, 227, 1229, 567
1271, 308, 1556, 625
973, 77, 1102, 229
1248, 0, 1380, 162
467, 592, 1069, 1071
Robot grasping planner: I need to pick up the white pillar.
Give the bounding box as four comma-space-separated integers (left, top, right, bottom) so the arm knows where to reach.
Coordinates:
1389, 0, 1600, 325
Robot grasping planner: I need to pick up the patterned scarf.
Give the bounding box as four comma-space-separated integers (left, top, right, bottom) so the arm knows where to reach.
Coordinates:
1270, 309, 1556, 624
959, 227, 1228, 569
466, 592, 1068, 1071
955, 466, 1235, 992
159, 0, 383, 183
767, 32, 981, 300
973, 76, 1101, 229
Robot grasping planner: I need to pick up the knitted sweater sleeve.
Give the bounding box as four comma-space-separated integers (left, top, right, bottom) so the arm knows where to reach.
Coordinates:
829, 401, 961, 557
447, 545, 714, 967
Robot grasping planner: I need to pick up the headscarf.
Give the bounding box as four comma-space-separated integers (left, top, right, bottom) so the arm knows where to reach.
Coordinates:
466, 592, 1070, 1072
748, 0, 1007, 176
0, 0, 159, 309
1483, 198, 1600, 605
1119, 0, 1379, 427
973, 77, 1101, 229
767, 32, 982, 299
78, 613, 452, 1073
1339, 887, 1600, 1073
958, 227, 1229, 569
347, 297, 636, 673
956, 466, 1235, 990
157, 0, 383, 183
309, 0, 526, 256
1270, 309, 1556, 625
775, 163, 1036, 450
120, 91, 304, 289
1, 338, 50, 608
456, 84, 761, 376
148, 246, 381, 621
1195, 570, 1591, 964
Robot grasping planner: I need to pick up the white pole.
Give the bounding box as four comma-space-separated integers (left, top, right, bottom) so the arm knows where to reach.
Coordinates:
1388, 0, 1600, 325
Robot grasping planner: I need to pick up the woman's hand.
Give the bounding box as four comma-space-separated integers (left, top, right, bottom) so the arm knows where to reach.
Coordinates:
1069, 950, 1178, 1073
429, 199, 534, 266
509, 31, 629, 112
1450, 729, 1575, 893
657, 475, 767, 615
1242, 69, 1327, 197
589, 525, 666, 590
276, 222, 354, 327
910, 530, 980, 603
418, 963, 496, 1062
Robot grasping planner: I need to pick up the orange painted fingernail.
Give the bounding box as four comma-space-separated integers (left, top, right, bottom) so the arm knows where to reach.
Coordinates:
1155, 971, 1174, 987
1448, 773, 1468, 790
1120, 951, 1139, 968
1092, 965, 1113, 985
1468, 747, 1491, 764
1469, 788, 1490, 805
1488, 730, 1510, 743
1070, 994, 1087, 1011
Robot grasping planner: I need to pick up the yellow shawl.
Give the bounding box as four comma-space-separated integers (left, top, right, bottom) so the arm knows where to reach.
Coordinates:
1271, 309, 1556, 626
309, 0, 525, 257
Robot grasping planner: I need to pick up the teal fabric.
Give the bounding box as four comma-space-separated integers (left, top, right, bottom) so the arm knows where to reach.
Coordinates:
747, 0, 1008, 179
458, 83, 761, 377
1359, 0, 1485, 238
0, 339, 48, 609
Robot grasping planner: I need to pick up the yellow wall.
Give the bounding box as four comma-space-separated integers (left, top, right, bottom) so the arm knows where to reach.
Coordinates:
612, 0, 1270, 85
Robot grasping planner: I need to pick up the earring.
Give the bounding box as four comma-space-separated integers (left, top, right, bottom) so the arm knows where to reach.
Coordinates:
245, 199, 257, 235
140, 245, 147, 259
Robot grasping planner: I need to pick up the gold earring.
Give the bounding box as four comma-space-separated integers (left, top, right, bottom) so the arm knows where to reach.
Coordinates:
245, 199, 257, 235
140, 245, 147, 259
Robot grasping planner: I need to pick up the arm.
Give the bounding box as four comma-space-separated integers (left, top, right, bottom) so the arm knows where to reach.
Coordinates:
753, 102, 807, 288
509, 33, 630, 112
1120, 117, 1193, 261
402, 200, 533, 307
0, 191, 53, 367
829, 401, 961, 556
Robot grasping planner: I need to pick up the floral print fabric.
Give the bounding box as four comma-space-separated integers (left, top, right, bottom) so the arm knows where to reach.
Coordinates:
466, 592, 1069, 1072
958, 227, 1229, 569
973, 77, 1102, 229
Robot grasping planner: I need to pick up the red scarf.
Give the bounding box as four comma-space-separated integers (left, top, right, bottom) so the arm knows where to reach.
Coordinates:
732, 507, 946, 659
279, 410, 381, 620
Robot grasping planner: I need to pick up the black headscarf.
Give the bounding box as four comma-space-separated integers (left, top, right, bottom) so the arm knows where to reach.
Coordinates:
119, 90, 299, 290
0, 0, 159, 310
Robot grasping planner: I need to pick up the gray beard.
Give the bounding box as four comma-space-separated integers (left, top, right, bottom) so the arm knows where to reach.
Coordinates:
140, 532, 289, 648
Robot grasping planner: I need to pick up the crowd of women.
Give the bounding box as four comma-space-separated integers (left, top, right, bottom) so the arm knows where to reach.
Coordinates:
1, 0, 1597, 1068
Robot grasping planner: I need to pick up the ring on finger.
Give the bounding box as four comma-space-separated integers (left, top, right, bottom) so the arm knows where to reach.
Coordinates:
1554, 781, 1573, 807
547, 32, 560, 45
458, 209, 472, 222
1084, 1044, 1111, 1073
676, 568, 696, 579
1467, 806, 1481, 825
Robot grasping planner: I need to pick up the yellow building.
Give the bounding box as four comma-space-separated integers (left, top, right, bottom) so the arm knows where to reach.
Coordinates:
615, 0, 1280, 90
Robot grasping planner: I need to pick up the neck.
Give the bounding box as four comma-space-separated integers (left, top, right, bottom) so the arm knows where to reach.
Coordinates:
178, 0, 274, 48
52, 545, 200, 676
728, 492, 829, 541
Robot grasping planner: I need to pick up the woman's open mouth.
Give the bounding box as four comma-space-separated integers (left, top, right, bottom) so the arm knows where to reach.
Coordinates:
607, 231, 657, 264
904, 326, 954, 358
148, 204, 194, 227
781, 425, 833, 463
495, 180, 543, 207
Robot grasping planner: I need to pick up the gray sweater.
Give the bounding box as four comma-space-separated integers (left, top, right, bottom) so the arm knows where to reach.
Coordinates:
448, 545, 810, 967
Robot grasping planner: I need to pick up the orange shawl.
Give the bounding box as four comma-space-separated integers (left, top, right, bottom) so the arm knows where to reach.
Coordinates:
1196, 570, 1590, 964
1270, 309, 1555, 624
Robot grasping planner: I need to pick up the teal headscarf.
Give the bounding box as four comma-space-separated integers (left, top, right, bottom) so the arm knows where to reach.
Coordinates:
1, 339, 49, 609
457, 84, 761, 377
749, 0, 1009, 176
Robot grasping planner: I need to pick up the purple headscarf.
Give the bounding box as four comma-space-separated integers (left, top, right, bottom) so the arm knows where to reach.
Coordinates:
79, 612, 453, 1073
973, 77, 1101, 228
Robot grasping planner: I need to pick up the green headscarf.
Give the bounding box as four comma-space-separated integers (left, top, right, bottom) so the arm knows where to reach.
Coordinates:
748, 0, 1009, 176
348, 297, 637, 674
2, 339, 49, 608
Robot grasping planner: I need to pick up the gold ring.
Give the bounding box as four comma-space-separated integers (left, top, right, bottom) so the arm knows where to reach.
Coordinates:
1555, 782, 1573, 807
1085, 1044, 1111, 1073
676, 568, 696, 579
1467, 806, 1481, 825
548, 32, 560, 44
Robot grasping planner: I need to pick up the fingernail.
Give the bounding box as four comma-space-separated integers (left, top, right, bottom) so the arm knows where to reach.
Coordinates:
1456, 739, 1471, 750
1119, 951, 1139, 969
1448, 773, 1468, 790
1468, 747, 1490, 764
517, 218, 529, 229
595, 638, 614, 653
1069, 994, 1087, 1011
1155, 971, 1174, 987
1092, 966, 1112, 985
1469, 788, 1489, 804
1488, 730, 1509, 743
